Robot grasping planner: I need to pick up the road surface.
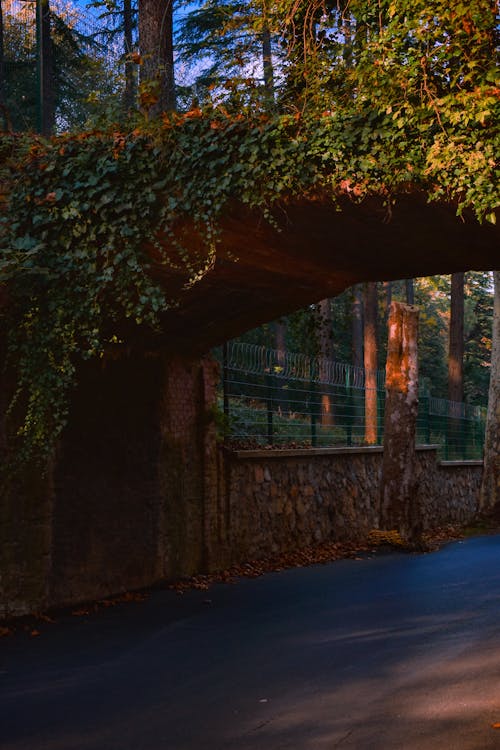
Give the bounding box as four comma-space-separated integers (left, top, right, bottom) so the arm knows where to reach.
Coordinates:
3, 536, 500, 749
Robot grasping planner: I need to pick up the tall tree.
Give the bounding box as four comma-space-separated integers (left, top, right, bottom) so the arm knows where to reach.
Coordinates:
405, 279, 415, 306
0, 0, 12, 130
363, 281, 378, 444
351, 284, 363, 369
0, 0, 5, 122
39, 0, 54, 134
273, 319, 286, 361
480, 271, 499, 510
315, 298, 334, 425
123, 0, 136, 111
383, 281, 392, 322
176, 0, 278, 112
262, 0, 273, 104
380, 302, 420, 540
138, 0, 175, 114
448, 272, 465, 403
464, 271, 494, 404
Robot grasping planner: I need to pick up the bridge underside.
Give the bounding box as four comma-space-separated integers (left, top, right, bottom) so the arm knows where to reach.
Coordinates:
149, 195, 499, 353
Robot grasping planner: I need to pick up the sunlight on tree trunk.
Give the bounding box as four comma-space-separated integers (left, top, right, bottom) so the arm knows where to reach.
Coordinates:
380, 302, 420, 540
316, 298, 334, 426
364, 282, 378, 444
480, 271, 500, 510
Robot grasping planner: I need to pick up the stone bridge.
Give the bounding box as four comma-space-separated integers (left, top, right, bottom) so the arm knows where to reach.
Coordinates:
1, 192, 498, 617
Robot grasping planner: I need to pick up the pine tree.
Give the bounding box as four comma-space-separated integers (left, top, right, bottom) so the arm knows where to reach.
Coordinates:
363, 281, 378, 444
138, 0, 175, 113
480, 271, 499, 509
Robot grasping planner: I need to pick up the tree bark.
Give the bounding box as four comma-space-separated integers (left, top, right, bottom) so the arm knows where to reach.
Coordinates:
405, 278, 415, 305
0, 0, 5, 112
363, 282, 378, 443
123, 0, 136, 112
383, 280, 392, 323
480, 271, 500, 510
274, 319, 286, 365
138, 0, 175, 115
316, 298, 334, 425
262, 0, 274, 108
39, 0, 55, 135
351, 284, 363, 369
273, 319, 287, 414
448, 272, 465, 403
380, 302, 420, 540
0, 0, 10, 131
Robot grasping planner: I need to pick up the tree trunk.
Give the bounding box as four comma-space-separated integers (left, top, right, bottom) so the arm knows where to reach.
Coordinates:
480, 271, 500, 510
0, 0, 10, 131
380, 302, 420, 540
405, 278, 415, 305
39, 0, 55, 135
123, 0, 136, 111
383, 280, 392, 323
448, 272, 465, 456
274, 319, 286, 365
273, 319, 287, 414
448, 272, 465, 403
0, 0, 5, 111
138, 0, 175, 115
316, 298, 334, 426
364, 282, 378, 444
351, 284, 363, 369
262, 0, 274, 107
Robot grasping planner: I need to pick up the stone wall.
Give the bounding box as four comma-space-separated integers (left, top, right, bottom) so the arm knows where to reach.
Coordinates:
0, 347, 484, 618
221, 446, 483, 563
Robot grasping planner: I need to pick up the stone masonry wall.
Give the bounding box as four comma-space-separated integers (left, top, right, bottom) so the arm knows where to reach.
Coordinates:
221, 446, 483, 563
0, 341, 484, 618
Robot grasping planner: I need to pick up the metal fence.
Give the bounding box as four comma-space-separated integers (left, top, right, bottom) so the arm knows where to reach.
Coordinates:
216, 342, 486, 460
2, 0, 124, 131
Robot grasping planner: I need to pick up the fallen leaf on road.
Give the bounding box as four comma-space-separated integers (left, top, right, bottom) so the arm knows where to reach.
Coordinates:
491, 723, 500, 729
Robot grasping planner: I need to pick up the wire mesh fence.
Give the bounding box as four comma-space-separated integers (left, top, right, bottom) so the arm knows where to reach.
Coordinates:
2, 0, 125, 131
216, 342, 486, 460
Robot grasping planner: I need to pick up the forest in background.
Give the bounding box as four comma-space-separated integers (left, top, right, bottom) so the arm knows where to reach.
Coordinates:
236, 273, 494, 407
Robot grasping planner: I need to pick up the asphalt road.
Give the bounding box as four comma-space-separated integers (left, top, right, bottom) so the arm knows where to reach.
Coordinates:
3, 536, 500, 750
